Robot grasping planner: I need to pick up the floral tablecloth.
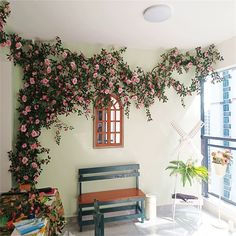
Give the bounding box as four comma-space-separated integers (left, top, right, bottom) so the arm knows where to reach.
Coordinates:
0, 188, 65, 235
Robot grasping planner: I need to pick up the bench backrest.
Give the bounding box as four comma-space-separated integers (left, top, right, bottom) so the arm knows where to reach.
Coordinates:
78, 164, 140, 195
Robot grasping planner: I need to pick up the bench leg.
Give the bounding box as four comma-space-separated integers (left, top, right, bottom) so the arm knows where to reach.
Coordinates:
94, 211, 104, 236
78, 206, 83, 232
135, 202, 139, 214
140, 200, 145, 223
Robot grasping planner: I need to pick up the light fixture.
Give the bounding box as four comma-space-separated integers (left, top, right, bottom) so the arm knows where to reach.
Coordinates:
143, 4, 172, 23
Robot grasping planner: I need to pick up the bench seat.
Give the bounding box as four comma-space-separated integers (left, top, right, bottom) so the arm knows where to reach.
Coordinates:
79, 188, 145, 205
78, 164, 145, 232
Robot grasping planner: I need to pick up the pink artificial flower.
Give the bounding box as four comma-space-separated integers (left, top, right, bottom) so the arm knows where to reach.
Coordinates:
30, 143, 37, 150
23, 175, 29, 181
62, 51, 67, 59
34, 175, 39, 181
57, 65, 62, 70
44, 58, 50, 66
124, 96, 129, 103
72, 78, 77, 85
31, 130, 39, 138
95, 64, 99, 70
22, 157, 28, 164
70, 61, 76, 70
77, 96, 83, 103
22, 95, 27, 102
107, 54, 112, 60
35, 119, 40, 124
22, 143, 27, 148
34, 104, 39, 110
15, 42, 22, 50
25, 106, 31, 113
149, 83, 154, 89
20, 124, 27, 133
177, 84, 182, 91
82, 64, 88, 69
104, 89, 110, 94
132, 95, 138, 100
187, 62, 193, 69
126, 79, 131, 85
93, 72, 98, 78
30, 77, 35, 84
42, 95, 48, 100
41, 78, 49, 85
22, 111, 28, 116
110, 69, 115, 75
150, 89, 155, 95
6, 40, 11, 47
133, 77, 140, 83
63, 100, 68, 106
31, 162, 38, 169
207, 66, 213, 72
0, 42, 6, 47
118, 87, 123, 94
109, 82, 113, 88
46, 67, 51, 74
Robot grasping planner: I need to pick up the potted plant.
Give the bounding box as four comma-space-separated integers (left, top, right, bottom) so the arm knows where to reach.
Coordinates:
211, 149, 233, 176
165, 159, 208, 186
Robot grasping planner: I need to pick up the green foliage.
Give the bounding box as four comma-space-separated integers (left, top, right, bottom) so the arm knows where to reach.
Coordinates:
165, 159, 208, 187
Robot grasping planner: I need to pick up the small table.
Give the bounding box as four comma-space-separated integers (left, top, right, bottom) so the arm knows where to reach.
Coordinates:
0, 188, 65, 235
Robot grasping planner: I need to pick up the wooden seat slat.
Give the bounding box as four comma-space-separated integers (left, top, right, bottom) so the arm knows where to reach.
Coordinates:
79, 188, 145, 205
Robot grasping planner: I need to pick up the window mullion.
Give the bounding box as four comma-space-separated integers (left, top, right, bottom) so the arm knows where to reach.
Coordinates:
107, 106, 111, 145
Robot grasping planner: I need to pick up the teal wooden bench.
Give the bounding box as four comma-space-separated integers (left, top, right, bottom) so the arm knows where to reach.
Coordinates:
78, 164, 145, 232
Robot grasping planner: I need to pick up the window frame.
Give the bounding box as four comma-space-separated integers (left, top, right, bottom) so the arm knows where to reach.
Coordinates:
93, 95, 124, 148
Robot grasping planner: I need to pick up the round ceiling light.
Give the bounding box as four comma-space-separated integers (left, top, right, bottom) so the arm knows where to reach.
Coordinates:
143, 4, 172, 23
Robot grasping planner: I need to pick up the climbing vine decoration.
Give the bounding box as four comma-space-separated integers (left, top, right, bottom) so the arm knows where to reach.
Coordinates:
0, 1, 223, 186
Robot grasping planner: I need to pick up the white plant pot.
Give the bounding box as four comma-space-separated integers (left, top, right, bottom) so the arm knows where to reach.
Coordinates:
213, 163, 227, 176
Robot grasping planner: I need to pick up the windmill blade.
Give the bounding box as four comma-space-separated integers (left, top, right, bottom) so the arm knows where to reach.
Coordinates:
171, 121, 186, 138
188, 121, 204, 139
188, 139, 203, 161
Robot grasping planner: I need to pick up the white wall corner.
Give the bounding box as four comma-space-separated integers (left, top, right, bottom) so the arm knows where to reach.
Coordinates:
0, 56, 12, 192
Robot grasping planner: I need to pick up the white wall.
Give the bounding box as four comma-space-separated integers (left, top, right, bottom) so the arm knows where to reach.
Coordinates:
0, 56, 12, 193
215, 36, 236, 70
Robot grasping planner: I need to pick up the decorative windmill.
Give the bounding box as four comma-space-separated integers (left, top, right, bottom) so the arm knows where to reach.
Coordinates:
171, 120, 204, 161
170, 120, 204, 221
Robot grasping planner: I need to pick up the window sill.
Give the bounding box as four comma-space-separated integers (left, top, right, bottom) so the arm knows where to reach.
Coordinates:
203, 195, 236, 224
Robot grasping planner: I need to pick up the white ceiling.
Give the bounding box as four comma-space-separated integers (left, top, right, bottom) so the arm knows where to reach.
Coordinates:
6, 0, 236, 50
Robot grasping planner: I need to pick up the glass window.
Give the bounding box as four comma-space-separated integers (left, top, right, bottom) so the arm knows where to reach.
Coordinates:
202, 67, 236, 205
94, 95, 123, 148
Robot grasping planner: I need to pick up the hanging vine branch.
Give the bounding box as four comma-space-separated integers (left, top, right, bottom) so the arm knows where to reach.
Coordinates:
0, 1, 223, 186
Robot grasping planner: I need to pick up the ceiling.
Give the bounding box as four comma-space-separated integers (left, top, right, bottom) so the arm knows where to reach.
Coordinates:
6, 0, 236, 50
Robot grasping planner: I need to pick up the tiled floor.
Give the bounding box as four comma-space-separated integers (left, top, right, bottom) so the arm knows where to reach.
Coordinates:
63, 206, 236, 236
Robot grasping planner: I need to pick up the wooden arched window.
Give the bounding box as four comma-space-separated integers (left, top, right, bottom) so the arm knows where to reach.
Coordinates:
94, 95, 123, 148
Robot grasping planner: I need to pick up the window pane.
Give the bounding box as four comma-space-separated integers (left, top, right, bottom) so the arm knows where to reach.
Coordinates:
103, 111, 107, 121
110, 133, 115, 143
116, 133, 120, 143
116, 122, 120, 132
98, 111, 103, 121
203, 67, 236, 205
116, 111, 120, 121
104, 133, 107, 143
111, 122, 115, 132
97, 122, 102, 132
111, 110, 115, 121
97, 134, 102, 144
